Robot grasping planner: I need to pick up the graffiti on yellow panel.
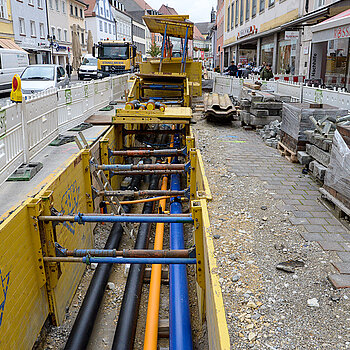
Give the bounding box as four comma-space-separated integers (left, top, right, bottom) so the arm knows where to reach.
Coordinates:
60, 180, 80, 234
0, 269, 10, 327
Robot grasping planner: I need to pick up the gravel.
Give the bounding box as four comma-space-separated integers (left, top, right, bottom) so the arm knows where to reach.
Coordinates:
192, 116, 350, 350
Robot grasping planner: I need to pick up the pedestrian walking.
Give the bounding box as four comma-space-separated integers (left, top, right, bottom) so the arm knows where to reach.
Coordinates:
260, 64, 274, 80
66, 63, 72, 78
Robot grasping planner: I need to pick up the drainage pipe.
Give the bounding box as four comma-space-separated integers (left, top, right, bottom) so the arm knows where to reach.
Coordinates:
169, 172, 193, 350
111, 174, 159, 350
63, 175, 142, 350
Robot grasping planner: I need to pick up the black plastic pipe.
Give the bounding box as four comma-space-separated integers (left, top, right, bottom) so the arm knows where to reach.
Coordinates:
111, 174, 159, 350
64, 175, 142, 350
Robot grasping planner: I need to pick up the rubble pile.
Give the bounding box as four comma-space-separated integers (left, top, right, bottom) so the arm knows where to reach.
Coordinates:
258, 120, 281, 148
297, 114, 350, 181
240, 89, 283, 127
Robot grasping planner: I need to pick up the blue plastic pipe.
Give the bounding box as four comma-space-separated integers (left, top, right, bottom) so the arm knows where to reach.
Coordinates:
169, 173, 193, 350
73, 214, 193, 224
82, 257, 196, 264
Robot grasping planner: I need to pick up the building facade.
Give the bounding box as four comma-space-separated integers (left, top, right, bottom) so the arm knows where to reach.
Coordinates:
85, 0, 116, 43
110, 0, 132, 42
216, 0, 224, 71
47, 0, 71, 65
0, 0, 15, 41
10, 0, 50, 63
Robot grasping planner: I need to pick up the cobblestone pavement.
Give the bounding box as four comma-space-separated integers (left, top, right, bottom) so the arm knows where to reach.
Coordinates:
194, 118, 350, 349
221, 125, 350, 287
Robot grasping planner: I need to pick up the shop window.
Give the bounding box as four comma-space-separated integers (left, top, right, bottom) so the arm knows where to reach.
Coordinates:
261, 42, 274, 66
325, 38, 349, 89
231, 2, 234, 29
277, 39, 296, 74
227, 6, 230, 32
245, 0, 250, 21
252, 0, 256, 17
259, 0, 264, 12
235, 0, 239, 27
240, 0, 244, 25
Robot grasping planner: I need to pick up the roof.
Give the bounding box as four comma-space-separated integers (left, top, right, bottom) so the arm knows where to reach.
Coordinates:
72, 0, 88, 8
143, 15, 193, 39
195, 22, 211, 35
193, 25, 205, 40
118, 0, 151, 11
128, 10, 146, 24
84, 0, 96, 16
158, 4, 178, 15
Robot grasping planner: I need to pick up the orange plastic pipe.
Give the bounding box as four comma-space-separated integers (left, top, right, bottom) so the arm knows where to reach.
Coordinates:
143, 175, 168, 349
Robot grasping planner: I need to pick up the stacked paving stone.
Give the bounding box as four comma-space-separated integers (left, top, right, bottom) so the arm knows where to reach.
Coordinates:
298, 116, 350, 182
323, 125, 350, 210
258, 120, 281, 148
280, 103, 348, 163
240, 88, 283, 127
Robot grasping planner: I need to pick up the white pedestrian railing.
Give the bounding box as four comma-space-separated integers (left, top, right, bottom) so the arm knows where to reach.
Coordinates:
0, 74, 129, 185
210, 74, 350, 110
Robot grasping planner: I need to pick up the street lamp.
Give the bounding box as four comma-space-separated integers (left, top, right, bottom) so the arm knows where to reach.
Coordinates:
47, 34, 57, 64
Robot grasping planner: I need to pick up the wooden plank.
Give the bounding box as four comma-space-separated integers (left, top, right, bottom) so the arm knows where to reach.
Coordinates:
85, 114, 113, 125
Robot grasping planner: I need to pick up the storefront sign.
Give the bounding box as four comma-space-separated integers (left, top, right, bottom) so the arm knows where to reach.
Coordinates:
237, 25, 258, 39
334, 25, 350, 39
285, 31, 299, 40
310, 42, 324, 79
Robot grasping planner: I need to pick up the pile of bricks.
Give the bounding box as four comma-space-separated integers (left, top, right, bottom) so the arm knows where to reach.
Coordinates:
298, 115, 350, 181
279, 103, 347, 164
323, 125, 350, 210
239, 88, 283, 127
258, 120, 281, 148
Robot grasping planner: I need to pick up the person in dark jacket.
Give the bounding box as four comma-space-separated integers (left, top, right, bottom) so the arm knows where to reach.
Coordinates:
260, 64, 274, 80
66, 63, 72, 78
227, 60, 238, 77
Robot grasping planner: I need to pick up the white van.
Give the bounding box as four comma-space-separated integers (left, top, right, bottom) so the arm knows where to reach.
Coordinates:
78, 54, 98, 80
0, 49, 29, 92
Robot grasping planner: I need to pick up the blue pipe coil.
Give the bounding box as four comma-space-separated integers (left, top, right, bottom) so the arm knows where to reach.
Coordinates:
82, 257, 196, 264
74, 214, 194, 224
169, 173, 193, 350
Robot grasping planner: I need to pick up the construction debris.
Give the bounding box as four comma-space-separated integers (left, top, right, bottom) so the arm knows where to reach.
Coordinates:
203, 92, 236, 123
239, 89, 283, 127
258, 120, 281, 148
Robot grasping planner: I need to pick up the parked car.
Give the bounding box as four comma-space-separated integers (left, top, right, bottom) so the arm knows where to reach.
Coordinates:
78, 55, 98, 80
0, 48, 29, 93
20, 65, 69, 95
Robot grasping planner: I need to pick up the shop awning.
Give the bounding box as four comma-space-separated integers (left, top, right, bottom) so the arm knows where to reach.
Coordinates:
312, 8, 350, 42
0, 38, 26, 51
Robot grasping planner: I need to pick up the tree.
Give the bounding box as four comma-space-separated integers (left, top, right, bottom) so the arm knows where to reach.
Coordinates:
147, 42, 161, 57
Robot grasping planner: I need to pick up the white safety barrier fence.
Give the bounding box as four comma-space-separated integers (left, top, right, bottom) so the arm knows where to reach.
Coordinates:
210, 74, 350, 110
0, 74, 129, 185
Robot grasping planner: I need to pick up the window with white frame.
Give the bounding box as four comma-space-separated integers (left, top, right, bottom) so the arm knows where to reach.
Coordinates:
80, 8, 82, 17
51, 26, 56, 38
106, 9, 108, 17
55, 0, 59, 10
99, 20, 103, 31
30, 21, 36, 36
39, 23, 44, 38
0, 0, 8, 19
108, 23, 111, 34
19, 18, 25, 35
315, 0, 325, 8
37, 0, 42, 8
49, 0, 53, 9
57, 28, 61, 40
268, 0, 274, 7
104, 22, 107, 33
100, 7, 103, 15
113, 25, 115, 35
64, 29, 67, 41
28, 0, 34, 6
62, 0, 66, 13
81, 32, 84, 44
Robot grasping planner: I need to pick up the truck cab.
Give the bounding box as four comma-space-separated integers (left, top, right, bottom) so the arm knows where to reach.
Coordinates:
94, 41, 137, 77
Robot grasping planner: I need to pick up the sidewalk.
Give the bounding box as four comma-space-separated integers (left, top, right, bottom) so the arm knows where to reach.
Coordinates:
193, 118, 350, 349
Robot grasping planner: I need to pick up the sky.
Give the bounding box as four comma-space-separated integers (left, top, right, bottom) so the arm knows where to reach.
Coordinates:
146, 0, 217, 23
